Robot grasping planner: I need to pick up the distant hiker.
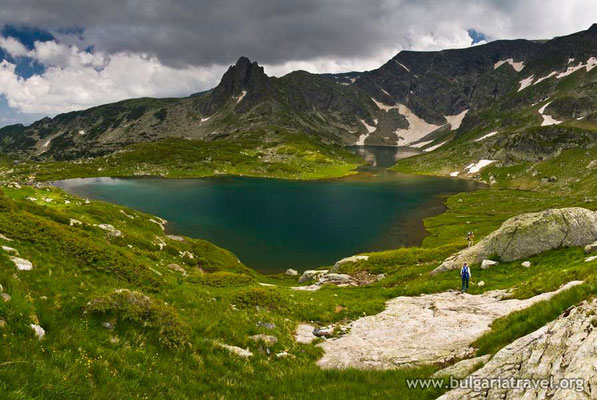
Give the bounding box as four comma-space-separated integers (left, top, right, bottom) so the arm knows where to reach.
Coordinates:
467, 232, 475, 247
460, 262, 471, 293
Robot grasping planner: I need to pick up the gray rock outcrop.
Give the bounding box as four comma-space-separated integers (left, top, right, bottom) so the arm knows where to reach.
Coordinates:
434, 208, 597, 274
298, 270, 329, 283
432, 355, 491, 379
438, 299, 597, 399
316, 281, 581, 369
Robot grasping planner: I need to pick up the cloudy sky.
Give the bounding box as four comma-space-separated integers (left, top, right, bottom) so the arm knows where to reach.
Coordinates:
0, 0, 596, 126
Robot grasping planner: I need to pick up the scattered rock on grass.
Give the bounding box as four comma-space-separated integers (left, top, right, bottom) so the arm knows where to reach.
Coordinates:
167, 263, 187, 276
481, 260, 499, 269
477, 281, 485, 287
10, 256, 33, 271
1, 293, 11, 302
521, 261, 531, 268
585, 240, 597, 254
257, 321, 276, 330
249, 334, 278, 346
586, 255, 597, 263
217, 343, 253, 358
96, 224, 122, 237
166, 235, 184, 241
179, 251, 194, 259
69, 219, 83, 226
285, 268, 298, 276
275, 351, 294, 358
30, 324, 45, 340
313, 326, 334, 338
1, 246, 18, 255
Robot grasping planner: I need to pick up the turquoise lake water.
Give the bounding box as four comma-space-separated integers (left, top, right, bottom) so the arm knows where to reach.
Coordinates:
55, 147, 483, 273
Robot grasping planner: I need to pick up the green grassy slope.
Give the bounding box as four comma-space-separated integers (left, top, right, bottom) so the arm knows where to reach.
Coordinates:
0, 178, 595, 398
2, 131, 363, 182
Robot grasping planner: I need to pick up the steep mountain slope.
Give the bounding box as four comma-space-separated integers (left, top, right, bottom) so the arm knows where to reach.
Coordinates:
394, 25, 597, 196
0, 25, 595, 187
2, 27, 583, 160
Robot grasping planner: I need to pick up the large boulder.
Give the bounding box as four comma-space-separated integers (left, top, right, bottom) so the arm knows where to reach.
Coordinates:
433, 208, 597, 274
332, 255, 369, 272
298, 269, 328, 283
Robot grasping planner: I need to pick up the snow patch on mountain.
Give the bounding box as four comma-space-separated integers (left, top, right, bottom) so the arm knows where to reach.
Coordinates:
534, 71, 556, 85
394, 60, 410, 72
235, 90, 247, 103
371, 98, 398, 112
444, 109, 468, 130
494, 58, 524, 72
527, 57, 597, 89
466, 160, 496, 174
356, 119, 377, 145
556, 57, 597, 78
423, 140, 447, 152
538, 101, 562, 126
518, 75, 534, 91
394, 104, 443, 146
410, 140, 434, 148
475, 131, 497, 142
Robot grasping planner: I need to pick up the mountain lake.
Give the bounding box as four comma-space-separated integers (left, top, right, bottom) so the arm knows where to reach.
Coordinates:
54, 146, 484, 273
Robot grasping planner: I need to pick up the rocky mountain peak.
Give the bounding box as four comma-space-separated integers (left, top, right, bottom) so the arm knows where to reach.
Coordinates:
216, 56, 269, 96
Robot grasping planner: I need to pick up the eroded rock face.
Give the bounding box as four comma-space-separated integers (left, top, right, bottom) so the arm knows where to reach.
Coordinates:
434, 208, 597, 274
316, 281, 581, 370
438, 299, 597, 400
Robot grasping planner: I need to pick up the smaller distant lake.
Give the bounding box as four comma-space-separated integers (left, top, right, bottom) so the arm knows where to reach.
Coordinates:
347, 145, 422, 169
54, 147, 483, 273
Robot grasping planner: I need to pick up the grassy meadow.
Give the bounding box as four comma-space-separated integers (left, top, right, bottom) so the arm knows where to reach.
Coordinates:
0, 172, 594, 398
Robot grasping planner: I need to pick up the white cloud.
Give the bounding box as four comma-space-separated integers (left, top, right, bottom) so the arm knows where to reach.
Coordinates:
407, 28, 474, 52
0, 36, 29, 57
0, 38, 225, 115
263, 47, 398, 76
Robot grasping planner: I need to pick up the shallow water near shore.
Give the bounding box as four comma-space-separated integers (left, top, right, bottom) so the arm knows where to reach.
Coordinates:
55, 147, 483, 273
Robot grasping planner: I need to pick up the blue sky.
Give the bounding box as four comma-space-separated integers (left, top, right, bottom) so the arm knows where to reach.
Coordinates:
0, 26, 53, 126
0, 0, 596, 128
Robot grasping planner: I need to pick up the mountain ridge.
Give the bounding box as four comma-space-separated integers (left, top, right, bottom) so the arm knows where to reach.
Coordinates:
0, 24, 596, 165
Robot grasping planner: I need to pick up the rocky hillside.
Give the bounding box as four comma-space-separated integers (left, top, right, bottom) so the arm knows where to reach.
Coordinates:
3, 25, 597, 162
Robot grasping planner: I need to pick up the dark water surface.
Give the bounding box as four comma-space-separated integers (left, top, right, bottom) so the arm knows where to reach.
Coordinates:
55, 147, 483, 273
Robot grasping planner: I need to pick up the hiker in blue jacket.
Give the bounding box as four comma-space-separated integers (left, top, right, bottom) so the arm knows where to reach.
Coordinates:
460, 262, 471, 293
